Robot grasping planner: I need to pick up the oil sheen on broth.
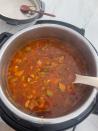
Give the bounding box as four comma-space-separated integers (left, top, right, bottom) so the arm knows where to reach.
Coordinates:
7, 38, 90, 118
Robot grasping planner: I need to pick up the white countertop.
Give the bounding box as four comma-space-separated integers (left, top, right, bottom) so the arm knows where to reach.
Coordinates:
0, 0, 98, 130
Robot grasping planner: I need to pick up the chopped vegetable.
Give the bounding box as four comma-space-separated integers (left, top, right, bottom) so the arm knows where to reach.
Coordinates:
30, 74, 35, 78
27, 77, 32, 82
30, 66, 33, 70
42, 44, 48, 51
28, 95, 33, 99
37, 68, 41, 72
12, 78, 17, 82
51, 62, 57, 67
25, 100, 30, 108
40, 72, 46, 76
44, 79, 50, 86
15, 66, 18, 69
47, 79, 51, 83
29, 103, 34, 110
15, 70, 24, 76
21, 76, 25, 81
43, 68, 49, 72
58, 56, 64, 63
46, 90, 53, 97
58, 82, 65, 92
51, 78, 59, 85
23, 83, 27, 87
32, 90, 36, 94
25, 47, 31, 51
15, 59, 22, 63
39, 103, 45, 109
66, 67, 70, 71
42, 87, 46, 91
37, 60, 42, 66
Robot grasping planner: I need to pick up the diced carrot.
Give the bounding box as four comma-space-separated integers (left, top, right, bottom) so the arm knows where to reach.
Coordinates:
39, 103, 45, 109
27, 77, 32, 82
30, 66, 33, 70
32, 90, 36, 94
30, 74, 35, 78
15, 66, 19, 69
15, 70, 24, 76
25, 100, 30, 108
58, 82, 65, 92
28, 95, 33, 99
23, 83, 27, 87
37, 60, 42, 66
15, 59, 22, 64
25, 47, 32, 51
51, 78, 59, 85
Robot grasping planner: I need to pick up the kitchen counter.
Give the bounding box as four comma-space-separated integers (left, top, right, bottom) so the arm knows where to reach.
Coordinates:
0, 0, 98, 130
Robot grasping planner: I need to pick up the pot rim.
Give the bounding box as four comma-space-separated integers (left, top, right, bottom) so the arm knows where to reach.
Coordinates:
0, 24, 98, 124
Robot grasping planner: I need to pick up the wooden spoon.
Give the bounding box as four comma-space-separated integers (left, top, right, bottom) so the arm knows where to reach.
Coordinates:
20, 5, 56, 17
73, 74, 98, 88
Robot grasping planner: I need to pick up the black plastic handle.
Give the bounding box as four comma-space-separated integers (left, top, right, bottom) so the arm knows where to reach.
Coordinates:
36, 20, 85, 36
0, 20, 85, 47
0, 32, 12, 118
93, 95, 98, 114
0, 32, 12, 48
85, 39, 98, 115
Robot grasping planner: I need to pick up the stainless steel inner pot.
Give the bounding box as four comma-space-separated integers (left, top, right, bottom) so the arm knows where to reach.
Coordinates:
0, 24, 98, 125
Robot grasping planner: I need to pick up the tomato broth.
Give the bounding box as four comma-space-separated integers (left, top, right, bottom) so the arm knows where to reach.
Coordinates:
7, 38, 90, 118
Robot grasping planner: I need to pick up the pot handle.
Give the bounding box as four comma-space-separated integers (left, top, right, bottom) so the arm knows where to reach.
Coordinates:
93, 94, 98, 114
0, 32, 12, 117
0, 32, 12, 48
36, 20, 85, 36
86, 39, 98, 114
84, 39, 98, 114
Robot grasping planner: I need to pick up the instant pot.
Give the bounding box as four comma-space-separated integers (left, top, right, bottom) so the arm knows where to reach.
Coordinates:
0, 20, 98, 131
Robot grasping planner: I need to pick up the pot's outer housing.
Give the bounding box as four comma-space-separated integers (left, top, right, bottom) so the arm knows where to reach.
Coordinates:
0, 20, 98, 131
0, 0, 45, 25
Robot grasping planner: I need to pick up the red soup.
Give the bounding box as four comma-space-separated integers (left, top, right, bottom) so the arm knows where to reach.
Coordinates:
7, 38, 90, 118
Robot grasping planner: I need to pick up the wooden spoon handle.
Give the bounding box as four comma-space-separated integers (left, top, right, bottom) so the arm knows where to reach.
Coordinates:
74, 74, 98, 88
30, 9, 56, 17
40, 12, 56, 17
